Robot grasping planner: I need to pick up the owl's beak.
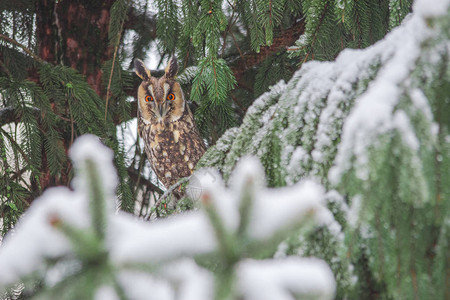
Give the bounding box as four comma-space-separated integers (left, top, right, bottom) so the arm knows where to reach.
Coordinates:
156, 102, 169, 118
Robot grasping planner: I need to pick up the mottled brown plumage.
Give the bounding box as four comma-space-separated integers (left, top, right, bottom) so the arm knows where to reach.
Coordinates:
135, 57, 206, 188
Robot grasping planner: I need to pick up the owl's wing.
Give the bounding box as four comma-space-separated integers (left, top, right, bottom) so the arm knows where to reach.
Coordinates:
184, 105, 207, 153
137, 109, 145, 139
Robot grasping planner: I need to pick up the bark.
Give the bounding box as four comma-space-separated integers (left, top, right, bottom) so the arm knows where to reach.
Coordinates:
32, 0, 115, 199
36, 0, 114, 95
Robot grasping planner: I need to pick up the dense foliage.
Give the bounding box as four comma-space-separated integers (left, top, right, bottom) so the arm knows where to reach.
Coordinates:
1, 0, 448, 299
199, 3, 450, 299
1, 1, 415, 233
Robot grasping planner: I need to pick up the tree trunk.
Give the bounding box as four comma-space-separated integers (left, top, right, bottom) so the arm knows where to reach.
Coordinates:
32, 0, 114, 196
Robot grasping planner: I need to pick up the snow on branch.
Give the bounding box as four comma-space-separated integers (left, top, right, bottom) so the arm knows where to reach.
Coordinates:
198, 0, 449, 189
0, 135, 335, 299
194, 2, 450, 298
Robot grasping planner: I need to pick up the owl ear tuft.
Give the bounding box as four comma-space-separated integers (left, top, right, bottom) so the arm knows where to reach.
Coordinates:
164, 56, 178, 79
134, 59, 151, 80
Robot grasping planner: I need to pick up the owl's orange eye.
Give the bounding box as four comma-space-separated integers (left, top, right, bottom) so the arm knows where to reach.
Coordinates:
145, 95, 153, 102
167, 93, 175, 101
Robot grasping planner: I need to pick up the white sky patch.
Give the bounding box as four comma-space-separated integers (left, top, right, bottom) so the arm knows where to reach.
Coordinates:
116, 118, 164, 196
117, 118, 139, 165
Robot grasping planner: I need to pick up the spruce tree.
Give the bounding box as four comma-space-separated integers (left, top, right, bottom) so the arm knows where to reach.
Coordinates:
1, 0, 415, 233
0, 0, 448, 299
198, 2, 450, 299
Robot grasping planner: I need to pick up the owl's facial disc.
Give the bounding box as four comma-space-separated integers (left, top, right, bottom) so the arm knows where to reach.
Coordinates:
146, 80, 176, 121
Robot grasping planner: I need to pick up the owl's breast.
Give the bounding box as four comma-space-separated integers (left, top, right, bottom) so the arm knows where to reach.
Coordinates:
143, 117, 206, 187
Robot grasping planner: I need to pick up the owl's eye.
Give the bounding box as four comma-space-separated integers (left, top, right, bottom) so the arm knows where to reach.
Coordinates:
145, 95, 153, 102
167, 93, 175, 101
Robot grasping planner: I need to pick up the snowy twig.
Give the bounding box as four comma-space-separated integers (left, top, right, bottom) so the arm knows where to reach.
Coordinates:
145, 176, 191, 220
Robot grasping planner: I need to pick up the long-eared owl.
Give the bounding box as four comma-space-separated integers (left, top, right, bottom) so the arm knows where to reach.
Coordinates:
134, 56, 206, 188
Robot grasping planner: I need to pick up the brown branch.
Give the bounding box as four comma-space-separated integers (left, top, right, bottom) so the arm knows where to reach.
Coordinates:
229, 30, 245, 63
145, 176, 190, 220
105, 43, 119, 120
127, 166, 164, 195
230, 94, 246, 114
0, 34, 44, 63
230, 19, 306, 82
220, 6, 238, 57
105, 4, 127, 120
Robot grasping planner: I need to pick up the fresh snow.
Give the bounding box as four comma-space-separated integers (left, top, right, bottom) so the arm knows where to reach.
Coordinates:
236, 257, 335, 300
95, 286, 119, 300
0, 188, 88, 285
327, 6, 442, 183
414, 0, 450, 17
0, 136, 336, 299
110, 212, 217, 263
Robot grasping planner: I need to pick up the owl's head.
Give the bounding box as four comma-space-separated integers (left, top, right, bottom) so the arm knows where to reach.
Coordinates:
134, 56, 185, 123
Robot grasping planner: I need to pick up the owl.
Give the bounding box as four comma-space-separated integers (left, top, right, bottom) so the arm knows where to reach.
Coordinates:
134, 56, 206, 188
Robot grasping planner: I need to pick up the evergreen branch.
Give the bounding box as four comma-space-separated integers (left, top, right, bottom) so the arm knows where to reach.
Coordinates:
302, 3, 330, 63
211, 58, 220, 100
0, 59, 12, 78
85, 158, 106, 241
105, 0, 129, 120
0, 127, 32, 168
220, 6, 238, 57
268, 0, 274, 44
355, 6, 363, 48
191, 62, 207, 100
0, 34, 44, 63
67, 95, 75, 145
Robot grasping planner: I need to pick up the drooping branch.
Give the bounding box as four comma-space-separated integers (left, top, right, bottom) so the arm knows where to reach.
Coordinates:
0, 34, 44, 63
0, 106, 40, 126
